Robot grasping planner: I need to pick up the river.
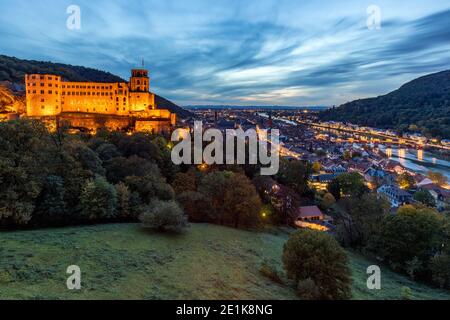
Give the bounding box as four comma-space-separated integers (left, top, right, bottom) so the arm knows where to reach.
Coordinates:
378, 145, 450, 180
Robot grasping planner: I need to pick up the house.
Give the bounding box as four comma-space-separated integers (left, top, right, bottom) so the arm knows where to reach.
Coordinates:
420, 184, 450, 211
377, 184, 413, 208
294, 206, 333, 231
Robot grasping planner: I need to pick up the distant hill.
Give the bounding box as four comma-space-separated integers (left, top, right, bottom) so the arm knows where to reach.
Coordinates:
0, 55, 192, 118
319, 70, 450, 139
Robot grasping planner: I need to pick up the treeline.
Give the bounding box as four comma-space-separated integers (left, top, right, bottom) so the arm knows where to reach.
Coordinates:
0, 55, 124, 84
0, 120, 179, 228
319, 70, 450, 139
0, 120, 264, 230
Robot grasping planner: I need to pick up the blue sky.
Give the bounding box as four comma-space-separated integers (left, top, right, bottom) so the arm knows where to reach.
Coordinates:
0, 0, 449, 106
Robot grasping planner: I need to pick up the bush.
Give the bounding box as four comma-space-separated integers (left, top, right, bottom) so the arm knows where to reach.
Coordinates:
259, 261, 283, 284
400, 286, 412, 300
297, 278, 320, 300
282, 229, 352, 300
140, 199, 188, 232
430, 254, 450, 289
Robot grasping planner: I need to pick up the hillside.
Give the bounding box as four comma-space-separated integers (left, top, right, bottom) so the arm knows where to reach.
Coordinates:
319, 70, 450, 139
0, 223, 448, 300
0, 55, 192, 118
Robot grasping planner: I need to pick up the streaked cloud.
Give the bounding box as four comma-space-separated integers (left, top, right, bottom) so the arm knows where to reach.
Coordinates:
0, 0, 449, 106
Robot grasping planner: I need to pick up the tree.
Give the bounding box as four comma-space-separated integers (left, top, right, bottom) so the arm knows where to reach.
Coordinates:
430, 254, 450, 288
0, 120, 51, 226
320, 192, 336, 211
105, 156, 159, 184
427, 171, 448, 186
177, 191, 213, 222
33, 175, 66, 225
172, 169, 197, 194
198, 171, 262, 228
115, 182, 132, 219
140, 199, 188, 232
337, 193, 390, 247
413, 190, 436, 207
397, 172, 415, 190
95, 143, 121, 162
369, 205, 445, 274
277, 159, 312, 196
328, 172, 368, 199
223, 173, 262, 228
312, 162, 322, 173
80, 176, 117, 220
282, 229, 352, 300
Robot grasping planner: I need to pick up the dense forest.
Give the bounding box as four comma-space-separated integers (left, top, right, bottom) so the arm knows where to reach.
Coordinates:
0, 54, 192, 118
319, 70, 450, 139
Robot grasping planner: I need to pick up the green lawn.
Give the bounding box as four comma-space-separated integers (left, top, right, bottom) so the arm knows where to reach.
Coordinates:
0, 223, 448, 300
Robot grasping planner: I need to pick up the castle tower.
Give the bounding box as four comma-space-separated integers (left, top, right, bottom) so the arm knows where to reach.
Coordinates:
128, 69, 155, 113
129, 69, 149, 93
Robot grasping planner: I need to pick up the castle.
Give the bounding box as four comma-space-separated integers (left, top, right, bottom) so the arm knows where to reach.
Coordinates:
25, 69, 176, 133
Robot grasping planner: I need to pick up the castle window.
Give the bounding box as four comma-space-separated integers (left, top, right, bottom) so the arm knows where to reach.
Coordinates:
41, 106, 45, 109
32, 76, 36, 79
40, 83, 44, 87
48, 77, 52, 80
56, 84, 58, 88
41, 98, 45, 102
49, 84, 52, 87
62, 85, 66, 89
28, 90, 30, 94
40, 76, 44, 80
40, 90, 45, 94
32, 90, 36, 94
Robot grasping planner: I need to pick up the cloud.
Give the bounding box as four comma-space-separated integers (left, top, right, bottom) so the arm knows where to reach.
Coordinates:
0, 0, 449, 105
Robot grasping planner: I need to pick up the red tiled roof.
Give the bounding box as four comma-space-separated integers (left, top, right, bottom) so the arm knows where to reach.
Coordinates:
297, 206, 323, 219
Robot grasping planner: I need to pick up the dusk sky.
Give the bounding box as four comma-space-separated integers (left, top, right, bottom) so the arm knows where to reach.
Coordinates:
0, 0, 449, 106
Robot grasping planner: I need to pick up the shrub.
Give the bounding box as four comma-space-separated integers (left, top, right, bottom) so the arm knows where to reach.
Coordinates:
259, 261, 283, 284
282, 229, 352, 300
430, 254, 450, 289
140, 199, 188, 232
400, 286, 412, 300
297, 278, 321, 300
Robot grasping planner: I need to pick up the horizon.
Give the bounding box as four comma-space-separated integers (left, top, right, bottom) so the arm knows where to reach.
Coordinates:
0, 0, 449, 106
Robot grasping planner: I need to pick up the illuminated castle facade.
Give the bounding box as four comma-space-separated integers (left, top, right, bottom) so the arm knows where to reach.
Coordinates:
25, 69, 176, 133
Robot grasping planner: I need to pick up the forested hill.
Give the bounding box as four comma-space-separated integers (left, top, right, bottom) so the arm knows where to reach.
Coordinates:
0, 55, 192, 118
319, 70, 450, 139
